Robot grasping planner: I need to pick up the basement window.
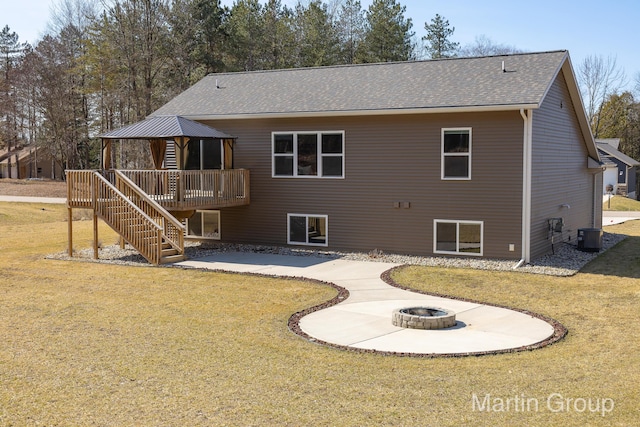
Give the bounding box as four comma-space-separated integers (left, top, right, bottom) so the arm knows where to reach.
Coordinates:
434, 220, 483, 256
186, 210, 220, 239
288, 214, 328, 246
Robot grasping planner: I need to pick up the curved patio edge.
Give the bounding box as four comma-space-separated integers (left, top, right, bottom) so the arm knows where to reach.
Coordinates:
173, 252, 566, 358
290, 264, 567, 358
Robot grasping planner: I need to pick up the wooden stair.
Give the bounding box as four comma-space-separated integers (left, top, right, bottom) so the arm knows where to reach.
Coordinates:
160, 241, 185, 264
68, 170, 186, 265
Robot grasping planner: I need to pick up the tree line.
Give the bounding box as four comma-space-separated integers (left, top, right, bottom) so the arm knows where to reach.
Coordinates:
0, 0, 638, 177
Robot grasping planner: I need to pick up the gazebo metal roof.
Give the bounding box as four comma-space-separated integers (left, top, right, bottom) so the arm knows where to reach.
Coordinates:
99, 115, 235, 140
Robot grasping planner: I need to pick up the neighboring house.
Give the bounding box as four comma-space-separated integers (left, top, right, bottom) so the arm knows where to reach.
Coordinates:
601, 156, 619, 196
87, 50, 601, 263
0, 146, 63, 180
596, 139, 639, 199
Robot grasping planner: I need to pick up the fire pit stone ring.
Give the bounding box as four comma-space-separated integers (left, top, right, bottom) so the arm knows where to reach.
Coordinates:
392, 306, 457, 330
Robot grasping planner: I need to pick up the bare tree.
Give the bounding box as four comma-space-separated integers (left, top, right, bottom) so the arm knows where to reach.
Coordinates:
48, 0, 97, 36
458, 35, 522, 57
578, 54, 626, 137
0, 26, 29, 178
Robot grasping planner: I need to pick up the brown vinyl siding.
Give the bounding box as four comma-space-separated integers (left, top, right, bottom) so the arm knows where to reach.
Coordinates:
204, 111, 525, 259
149, 51, 601, 261
530, 70, 596, 259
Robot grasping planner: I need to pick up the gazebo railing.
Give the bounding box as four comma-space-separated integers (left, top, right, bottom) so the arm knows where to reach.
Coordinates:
66, 169, 186, 264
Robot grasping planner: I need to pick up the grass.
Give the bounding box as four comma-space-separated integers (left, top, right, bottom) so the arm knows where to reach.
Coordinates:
603, 194, 640, 211
1, 202, 639, 426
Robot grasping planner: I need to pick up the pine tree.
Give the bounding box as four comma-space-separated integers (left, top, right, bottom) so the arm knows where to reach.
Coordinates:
356, 0, 414, 63
423, 14, 459, 59
225, 0, 265, 71
598, 92, 640, 161
293, 0, 340, 67
335, 0, 366, 64
191, 0, 228, 75
262, 0, 296, 70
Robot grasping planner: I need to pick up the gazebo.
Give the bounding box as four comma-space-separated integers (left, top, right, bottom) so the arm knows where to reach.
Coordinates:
86, 115, 250, 213
99, 115, 236, 171
66, 116, 250, 264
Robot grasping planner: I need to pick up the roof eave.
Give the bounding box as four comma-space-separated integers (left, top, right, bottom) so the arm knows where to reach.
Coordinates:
101, 134, 184, 140
554, 54, 600, 161
174, 104, 541, 122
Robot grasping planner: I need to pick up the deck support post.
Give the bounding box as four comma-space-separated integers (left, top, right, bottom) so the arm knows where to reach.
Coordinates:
68, 207, 73, 257
93, 211, 99, 260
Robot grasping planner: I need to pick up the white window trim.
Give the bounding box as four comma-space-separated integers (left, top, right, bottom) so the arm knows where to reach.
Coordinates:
287, 213, 329, 247
433, 219, 483, 256
272, 131, 345, 178
441, 127, 472, 180
185, 210, 221, 240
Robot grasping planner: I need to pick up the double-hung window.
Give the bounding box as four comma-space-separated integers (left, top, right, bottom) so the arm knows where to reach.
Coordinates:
441, 128, 471, 179
434, 220, 483, 256
273, 131, 344, 178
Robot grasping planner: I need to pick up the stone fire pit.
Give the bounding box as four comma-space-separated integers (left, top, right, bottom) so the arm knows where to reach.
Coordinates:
392, 306, 456, 330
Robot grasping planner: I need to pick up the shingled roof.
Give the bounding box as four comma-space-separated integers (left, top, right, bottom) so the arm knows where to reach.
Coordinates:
152, 50, 598, 158
153, 50, 575, 119
597, 141, 640, 166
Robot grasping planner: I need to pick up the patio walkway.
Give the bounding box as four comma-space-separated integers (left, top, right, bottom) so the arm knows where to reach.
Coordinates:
178, 252, 559, 356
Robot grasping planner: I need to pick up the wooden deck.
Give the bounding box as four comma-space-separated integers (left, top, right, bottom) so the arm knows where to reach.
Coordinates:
67, 169, 250, 212
66, 169, 250, 264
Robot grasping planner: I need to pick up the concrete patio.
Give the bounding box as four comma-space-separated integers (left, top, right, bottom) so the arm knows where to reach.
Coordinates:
178, 253, 559, 356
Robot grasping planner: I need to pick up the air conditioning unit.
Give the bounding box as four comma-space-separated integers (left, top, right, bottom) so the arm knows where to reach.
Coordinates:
577, 228, 602, 252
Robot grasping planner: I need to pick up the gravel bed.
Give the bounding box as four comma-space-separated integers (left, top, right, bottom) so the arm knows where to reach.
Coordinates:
47, 231, 626, 276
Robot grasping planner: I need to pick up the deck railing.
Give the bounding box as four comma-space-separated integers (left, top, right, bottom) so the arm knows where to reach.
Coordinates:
114, 171, 184, 253
68, 169, 250, 212
66, 169, 186, 264
118, 169, 250, 210
67, 169, 96, 209
93, 172, 165, 265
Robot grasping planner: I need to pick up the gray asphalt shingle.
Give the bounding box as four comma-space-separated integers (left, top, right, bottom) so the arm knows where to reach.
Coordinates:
153, 50, 569, 118
596, 142, 640, 166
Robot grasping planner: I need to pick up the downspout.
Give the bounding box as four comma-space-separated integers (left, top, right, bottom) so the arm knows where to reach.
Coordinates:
593, 173, 598, 227
515, 109, 533, 269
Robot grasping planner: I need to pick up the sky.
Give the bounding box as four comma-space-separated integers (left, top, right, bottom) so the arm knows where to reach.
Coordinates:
4, 0, 640, 91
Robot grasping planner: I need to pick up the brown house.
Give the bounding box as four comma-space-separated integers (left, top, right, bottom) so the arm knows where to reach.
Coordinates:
151, 50, 602, 262
0, 146, 63, 180
69, 50, 601, 264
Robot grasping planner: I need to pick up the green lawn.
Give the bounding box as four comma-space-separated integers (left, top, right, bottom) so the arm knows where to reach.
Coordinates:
603, 194, 640, 211
0, 202, 638, 426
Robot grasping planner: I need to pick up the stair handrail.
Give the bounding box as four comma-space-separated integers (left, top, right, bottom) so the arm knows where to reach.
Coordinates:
114, 170, 185, 253
93, 172, 164, 264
